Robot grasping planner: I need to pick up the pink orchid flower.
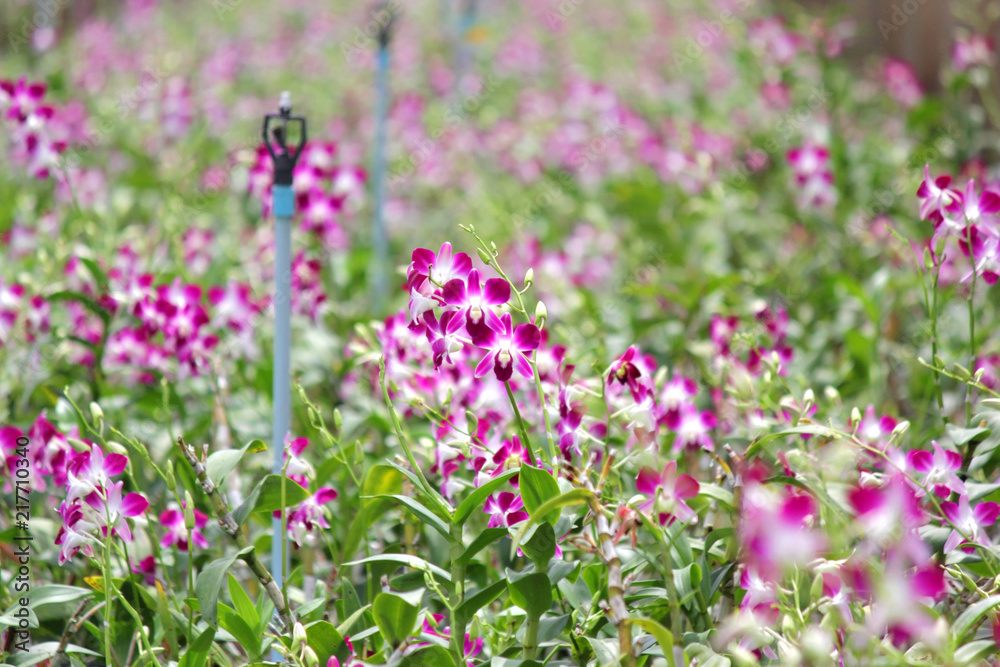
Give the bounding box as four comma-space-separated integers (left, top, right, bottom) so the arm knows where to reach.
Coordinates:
941, 495, 1000, 553
917, 165, 963, 225
473, 312, 540, 382
160, 503, 210, 551
636, 460, 700, 525
484, 491, 528, 528
439, 268, 510, 338
906, 441, 966, 498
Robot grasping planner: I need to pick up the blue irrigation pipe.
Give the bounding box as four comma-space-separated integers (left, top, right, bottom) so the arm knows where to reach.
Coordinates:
262, 93, 306, 654
372, 34, 391, 310
271, 184, 293, 592
455, 0, 478, 90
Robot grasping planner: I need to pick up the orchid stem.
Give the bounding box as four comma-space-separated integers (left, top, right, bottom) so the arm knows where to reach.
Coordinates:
505, 381, 537, 466
966, 223, 977, 424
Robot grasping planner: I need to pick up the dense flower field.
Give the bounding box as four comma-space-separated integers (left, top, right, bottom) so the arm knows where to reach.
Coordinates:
3, 0, 1000, 665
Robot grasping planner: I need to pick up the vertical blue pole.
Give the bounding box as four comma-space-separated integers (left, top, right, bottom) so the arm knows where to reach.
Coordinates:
372, 41, 390, 310
455, 0, 477, 91
271, 184, 294, 594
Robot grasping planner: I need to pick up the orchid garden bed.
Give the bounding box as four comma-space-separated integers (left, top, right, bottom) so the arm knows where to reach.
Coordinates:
3, 0, 1000, 666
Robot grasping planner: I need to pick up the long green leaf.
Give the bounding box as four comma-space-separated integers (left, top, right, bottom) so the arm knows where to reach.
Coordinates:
196, 547, 252, 627
233, 475, 310, 525
178, 626, 216, 667
455, 578, 508, 622
227, 573, 259, 631
343, 555, 453, 584
626, 618, 680, 667
373, 590, 422, 648
453, 469, 520, 524
458, 527, 509, 565
206, 439, 266, 485
952, 595, 1000, 643
519, 465, 561, 525
305, 620, 345, 667
744, 426, 833, 458
509, 489, 593, 558
506, 570, 552, 617
219, 604, 261, 660
366, 494, 452, 539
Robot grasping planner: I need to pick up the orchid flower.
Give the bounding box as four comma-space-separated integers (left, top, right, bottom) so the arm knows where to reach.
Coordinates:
422, 309, 468, 370
160, 503, 210, 551
287, 488, 339, 548
941, 494, 999, 553
636, 460, 700, 525
85, 480, 149, 543
917, 165, 962, 225
905, 441, 966, 498
439, 268, 511, 338
472, 311, 540, 382
484, 491, 528, 528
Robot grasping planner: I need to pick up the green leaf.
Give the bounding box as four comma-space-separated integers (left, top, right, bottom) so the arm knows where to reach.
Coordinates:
516, 614, 569, 644
336, 604, 371, 638
954, 639, 997, 665
702, 528, 734, 560
5, 642, 101, 667
79, 258, 110, 295
696, 484, 734, 509
25, 585, 92, 608
156, 580, 179, 658
547, 560, 580, 586
342, 464, 404, 560
196, 547, 252, 627
227, 573, 259, 631
455, 578, 508, 622
509, 489, 593, 558
47, 291, 111, 326
255, 591, 274, 639
453, 469, 520, 524
952, 595, 1000, 643
344, 555, 453, 585
506, 570, 552, 617
946, 424, 989, 446
206, 439, 266, 484
399, 644, 457, 667
306, 620, 345, 667
586, 637, 619, 665
178, 625, 216, 667
673, 564, 702, 605
519, 466, 561, 525
372, 590, 422, 647
744, 426, 833, 458
490, 659, 543, 667
520, 522, 556, 566
219, 604, 261, 660
626, 618, 679, 667
458, 527, 508, 565
367, 494, 452, 540
684, 642, 731, 667
339, 576, 363, 625
233, 474, 310, 525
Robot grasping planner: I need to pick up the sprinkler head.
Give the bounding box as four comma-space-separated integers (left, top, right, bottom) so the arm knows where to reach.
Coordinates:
262, 94, 307, 186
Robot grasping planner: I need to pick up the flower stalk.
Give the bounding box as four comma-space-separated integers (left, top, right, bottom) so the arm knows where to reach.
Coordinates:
176, 437, 293, 631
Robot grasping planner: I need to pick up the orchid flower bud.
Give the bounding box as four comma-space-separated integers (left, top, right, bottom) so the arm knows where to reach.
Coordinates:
291, 621, 307, 653
183, 491, 197, 530
164, 460, 177, 491
535, 300, 547, 323
89, 401, 104, 426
